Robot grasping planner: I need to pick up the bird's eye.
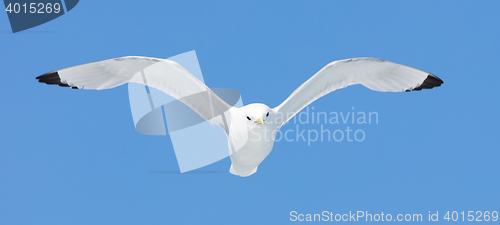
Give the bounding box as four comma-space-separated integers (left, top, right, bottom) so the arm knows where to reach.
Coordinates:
247, 116, 251, 121
266, 112, 269, 117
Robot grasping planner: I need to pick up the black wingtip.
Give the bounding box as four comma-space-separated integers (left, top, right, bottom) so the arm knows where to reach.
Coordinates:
36, 71, 79, 89
406, 74, 444, 92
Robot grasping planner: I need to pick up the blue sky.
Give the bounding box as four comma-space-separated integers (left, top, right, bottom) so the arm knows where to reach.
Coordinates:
1, 0, 499, 224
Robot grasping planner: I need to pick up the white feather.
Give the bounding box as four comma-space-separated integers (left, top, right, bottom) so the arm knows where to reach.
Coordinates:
54, 56, 232, 130
274, 58, 436, 128
38, 56, 442, 177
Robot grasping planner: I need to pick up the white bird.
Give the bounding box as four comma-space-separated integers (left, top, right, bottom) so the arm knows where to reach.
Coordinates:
36, 57, 443, 177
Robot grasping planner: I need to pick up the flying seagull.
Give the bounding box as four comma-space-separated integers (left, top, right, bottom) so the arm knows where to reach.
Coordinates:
36, 57, 443, 177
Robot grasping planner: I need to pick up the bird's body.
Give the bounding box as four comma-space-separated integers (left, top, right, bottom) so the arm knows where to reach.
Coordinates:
36, 56, 443, 177
227, 104, 277, 176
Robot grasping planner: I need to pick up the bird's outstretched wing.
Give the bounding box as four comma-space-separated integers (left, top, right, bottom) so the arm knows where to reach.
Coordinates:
273, 57, 443, 128
36, 56, 233, 131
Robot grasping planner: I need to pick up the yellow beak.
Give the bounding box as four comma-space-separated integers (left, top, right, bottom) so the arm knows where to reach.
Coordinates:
254, 116, 264, 125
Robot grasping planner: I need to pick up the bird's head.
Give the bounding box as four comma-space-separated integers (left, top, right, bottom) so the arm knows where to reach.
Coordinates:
241, 103, 276, 128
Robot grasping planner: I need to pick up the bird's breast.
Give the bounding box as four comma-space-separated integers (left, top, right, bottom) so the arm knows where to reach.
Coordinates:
229, 125, 277, 168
